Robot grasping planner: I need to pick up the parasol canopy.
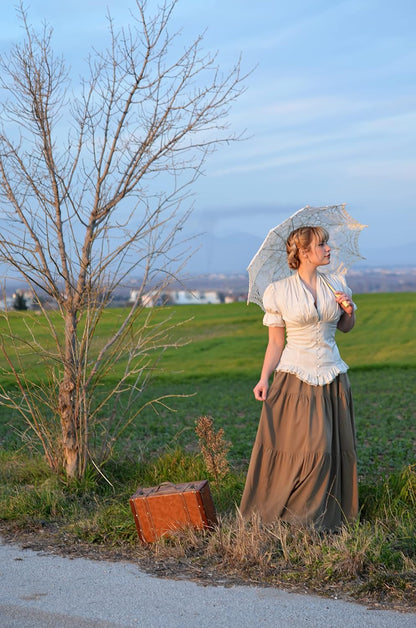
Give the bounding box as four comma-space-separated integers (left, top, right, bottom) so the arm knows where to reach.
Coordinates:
247, 204, 367, 309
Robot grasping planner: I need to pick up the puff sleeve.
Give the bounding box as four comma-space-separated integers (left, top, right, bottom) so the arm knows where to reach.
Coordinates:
262, 283, 285, 327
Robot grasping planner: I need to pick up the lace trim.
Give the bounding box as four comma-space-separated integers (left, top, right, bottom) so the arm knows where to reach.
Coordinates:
275, 364, 348, 386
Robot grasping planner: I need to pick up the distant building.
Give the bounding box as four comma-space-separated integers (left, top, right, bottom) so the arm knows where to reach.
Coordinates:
169, 290, 221, 305
130, 288, 224, 307
141, 290, 165, 308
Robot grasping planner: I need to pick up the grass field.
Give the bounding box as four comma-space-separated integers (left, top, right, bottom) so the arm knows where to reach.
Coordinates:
1, 293, 415, 475
1, 292, 415, 384
0, 292, 415, 609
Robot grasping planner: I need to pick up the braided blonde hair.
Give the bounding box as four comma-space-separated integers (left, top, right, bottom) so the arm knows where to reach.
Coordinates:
286, 226, 329, 270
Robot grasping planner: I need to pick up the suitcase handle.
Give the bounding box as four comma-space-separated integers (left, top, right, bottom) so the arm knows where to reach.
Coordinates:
154, 481, 199, 492
134, 481, 202, 496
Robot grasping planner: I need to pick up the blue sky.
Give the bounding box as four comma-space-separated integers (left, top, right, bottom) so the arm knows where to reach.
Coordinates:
1, 1, 415, 271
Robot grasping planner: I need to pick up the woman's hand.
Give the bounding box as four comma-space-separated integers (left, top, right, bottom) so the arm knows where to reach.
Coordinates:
253, 379, 269, 401
334, 291, 353, 317
336, 291, 356, 332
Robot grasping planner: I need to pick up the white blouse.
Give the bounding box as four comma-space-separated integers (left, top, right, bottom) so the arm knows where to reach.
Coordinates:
262, 272, 356, 386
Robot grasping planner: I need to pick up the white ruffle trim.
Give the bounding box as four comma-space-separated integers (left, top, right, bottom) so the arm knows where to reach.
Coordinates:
275, 364, 349, 387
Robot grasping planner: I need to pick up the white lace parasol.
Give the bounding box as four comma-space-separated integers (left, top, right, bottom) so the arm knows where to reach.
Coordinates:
247, 204, 367, 309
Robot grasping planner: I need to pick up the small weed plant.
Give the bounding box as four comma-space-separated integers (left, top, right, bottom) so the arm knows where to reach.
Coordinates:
195, 415, 232, 489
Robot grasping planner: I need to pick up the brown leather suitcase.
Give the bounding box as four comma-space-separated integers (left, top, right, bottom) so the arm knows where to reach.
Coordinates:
129, 480, 217, 543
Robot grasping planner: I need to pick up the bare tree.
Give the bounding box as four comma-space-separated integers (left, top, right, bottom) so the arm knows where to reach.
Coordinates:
0, 1, 245, 479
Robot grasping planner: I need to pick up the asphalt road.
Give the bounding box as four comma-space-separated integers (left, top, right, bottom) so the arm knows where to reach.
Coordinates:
1, 537, 415, 627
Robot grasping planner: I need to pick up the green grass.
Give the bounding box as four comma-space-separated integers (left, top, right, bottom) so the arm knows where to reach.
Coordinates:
1, 293, 415, 479
0, 292, 415, 609
1, 293, 415, 387
151, 293, 416, 378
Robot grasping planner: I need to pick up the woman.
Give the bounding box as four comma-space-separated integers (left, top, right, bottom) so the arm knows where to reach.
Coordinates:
240, 225, 358, 529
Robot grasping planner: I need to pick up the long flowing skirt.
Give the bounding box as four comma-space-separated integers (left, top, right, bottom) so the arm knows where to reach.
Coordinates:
240, 371, 358, 529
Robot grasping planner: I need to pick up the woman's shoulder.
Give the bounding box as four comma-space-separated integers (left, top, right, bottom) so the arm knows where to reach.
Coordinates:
263, 274, 297, 308
266, 274, 297, 292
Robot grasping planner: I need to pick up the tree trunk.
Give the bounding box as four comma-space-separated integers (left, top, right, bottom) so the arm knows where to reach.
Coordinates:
59, 311, 79, 479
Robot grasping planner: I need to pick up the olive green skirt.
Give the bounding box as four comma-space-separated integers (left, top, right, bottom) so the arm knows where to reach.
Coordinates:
240, 371, 358, 529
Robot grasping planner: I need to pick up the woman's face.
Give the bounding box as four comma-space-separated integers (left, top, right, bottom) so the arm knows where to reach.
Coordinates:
304, 235, 331, 267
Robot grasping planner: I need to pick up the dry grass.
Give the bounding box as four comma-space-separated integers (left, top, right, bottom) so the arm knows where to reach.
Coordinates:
145, 510, 416, 610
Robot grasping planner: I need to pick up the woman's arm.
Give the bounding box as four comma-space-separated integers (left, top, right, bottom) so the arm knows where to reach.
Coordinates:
253, 326, 286, 401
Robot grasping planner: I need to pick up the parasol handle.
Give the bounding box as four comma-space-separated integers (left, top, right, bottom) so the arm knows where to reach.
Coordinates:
319, 274, 353, 317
